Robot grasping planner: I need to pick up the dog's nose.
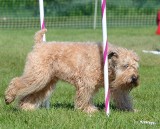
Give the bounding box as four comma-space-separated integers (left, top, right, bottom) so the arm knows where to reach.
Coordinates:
131, 75, 138, 83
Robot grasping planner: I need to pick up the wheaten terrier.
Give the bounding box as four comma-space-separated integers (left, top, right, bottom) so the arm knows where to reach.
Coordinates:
5, 29, 139, 113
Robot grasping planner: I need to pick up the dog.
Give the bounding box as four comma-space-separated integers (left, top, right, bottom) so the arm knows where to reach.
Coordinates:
5, 29, 139, 113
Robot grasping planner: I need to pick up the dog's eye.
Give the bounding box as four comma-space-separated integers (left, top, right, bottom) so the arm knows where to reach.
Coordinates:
123, 64, 129, 68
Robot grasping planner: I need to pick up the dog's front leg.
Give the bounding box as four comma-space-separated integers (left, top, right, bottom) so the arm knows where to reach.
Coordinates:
75, 86, 98, 113
111, 88, 133, 111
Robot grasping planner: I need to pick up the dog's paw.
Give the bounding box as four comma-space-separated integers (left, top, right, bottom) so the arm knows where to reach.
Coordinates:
133, 109, 140, 112
4, 96, 14, 105
84, 106, 99, 114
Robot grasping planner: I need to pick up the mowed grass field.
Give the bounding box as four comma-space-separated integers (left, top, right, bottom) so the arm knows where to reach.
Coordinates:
0, 27, 160, 129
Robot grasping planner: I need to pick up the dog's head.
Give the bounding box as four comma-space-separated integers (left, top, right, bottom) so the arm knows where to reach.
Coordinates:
108, 48, 139, 90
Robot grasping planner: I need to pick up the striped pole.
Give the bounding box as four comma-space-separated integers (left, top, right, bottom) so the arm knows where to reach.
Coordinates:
39, 0, 50, 109
101, 0, 110, 115
39, 0, 46, 41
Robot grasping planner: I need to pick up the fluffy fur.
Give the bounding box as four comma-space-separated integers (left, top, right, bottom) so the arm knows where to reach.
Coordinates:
5, 29, 139, 113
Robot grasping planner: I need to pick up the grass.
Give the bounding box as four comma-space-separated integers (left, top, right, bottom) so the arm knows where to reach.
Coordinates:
0, 27, 160, 129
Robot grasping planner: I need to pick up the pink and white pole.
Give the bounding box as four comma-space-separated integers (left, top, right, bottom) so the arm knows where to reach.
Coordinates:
39, 0, 46, 42
101, 0, 110, 115
39, 0, 50, 108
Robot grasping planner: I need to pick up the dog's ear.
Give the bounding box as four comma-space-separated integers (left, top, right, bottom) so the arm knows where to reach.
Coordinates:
108, 52, 118, 59
108, 51, 118, 68
132, 52, 140, 62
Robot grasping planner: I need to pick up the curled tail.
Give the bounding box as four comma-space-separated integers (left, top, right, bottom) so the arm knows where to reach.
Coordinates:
34, 29, 47, 44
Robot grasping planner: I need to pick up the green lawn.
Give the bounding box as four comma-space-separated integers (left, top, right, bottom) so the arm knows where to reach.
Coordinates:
0, 27, 160, 129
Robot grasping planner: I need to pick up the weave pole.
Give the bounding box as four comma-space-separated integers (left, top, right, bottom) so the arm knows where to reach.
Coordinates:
101, 0, 110, 115
39, 0, 46, 41
39, 0, 50, 109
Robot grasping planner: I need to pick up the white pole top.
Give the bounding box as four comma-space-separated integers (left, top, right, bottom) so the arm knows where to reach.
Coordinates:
39, 0, 46, 41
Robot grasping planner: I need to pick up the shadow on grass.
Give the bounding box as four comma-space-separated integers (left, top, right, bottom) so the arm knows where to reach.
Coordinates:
52, 102, 74, 110
52, 102, 117, 111
96, 103, 117, 111
4, 106, 22, 113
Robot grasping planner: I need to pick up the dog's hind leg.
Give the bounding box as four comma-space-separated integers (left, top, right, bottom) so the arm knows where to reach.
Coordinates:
18, 78, 57, 110
5, 77, 25, 104
5, 67, 53, 105
41, 97, 51, 109
41, 79, 58, 109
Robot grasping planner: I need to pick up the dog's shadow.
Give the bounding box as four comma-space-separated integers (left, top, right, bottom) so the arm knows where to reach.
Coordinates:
51, 102, 116, 111
52, 102, 74, 110
96, 103, 116, 111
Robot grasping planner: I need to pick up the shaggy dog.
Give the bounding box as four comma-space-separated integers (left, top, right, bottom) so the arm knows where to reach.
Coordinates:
5, 29, 139, 113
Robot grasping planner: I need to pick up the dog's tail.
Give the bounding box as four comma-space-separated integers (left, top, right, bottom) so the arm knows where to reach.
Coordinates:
34, 29, 47, 44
